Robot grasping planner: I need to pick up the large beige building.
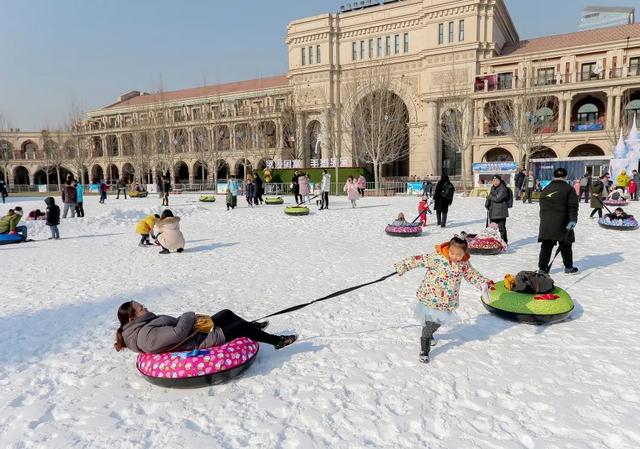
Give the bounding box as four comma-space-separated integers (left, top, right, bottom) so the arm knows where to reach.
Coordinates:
1, 0, 640, 187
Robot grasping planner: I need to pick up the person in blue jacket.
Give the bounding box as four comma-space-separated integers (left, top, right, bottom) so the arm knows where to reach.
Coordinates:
228, 175, 239, 209
74, 180, 85, 217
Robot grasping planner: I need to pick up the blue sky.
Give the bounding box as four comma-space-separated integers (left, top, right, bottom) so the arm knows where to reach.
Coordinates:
1, 0, 636, 129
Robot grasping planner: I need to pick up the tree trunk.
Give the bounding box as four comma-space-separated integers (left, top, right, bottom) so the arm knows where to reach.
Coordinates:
56, 166, 62, 192
460, 151, 467, 193
373, 160, 380, 191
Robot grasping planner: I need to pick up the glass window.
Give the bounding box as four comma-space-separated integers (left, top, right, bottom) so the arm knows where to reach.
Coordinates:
360, 40, 365, 60
630, 57, 640, 76
386, 36, 391, 56
352, 42, 357, 61
459, 20, 465, 41
394, 34, 400, 54
369, 39, 374, 59
438, 23, 444, 45
302, 47, 306, 66
316, 45, 321, 64
403, 33, 409, 52
536, 68, 555, 85
377, 37, 382, 57
497, 72, 513, 90
309, 46, 313, 64
577, 103, 600, 123
580, 62, 597, 81
448, 22, 454, 43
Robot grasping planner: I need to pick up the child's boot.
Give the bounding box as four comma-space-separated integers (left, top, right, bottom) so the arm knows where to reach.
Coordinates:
419, 337, 431, 364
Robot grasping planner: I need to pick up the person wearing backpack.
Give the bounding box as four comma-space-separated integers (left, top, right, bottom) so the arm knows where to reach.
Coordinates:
485, 175, 511, 244
579, 173, 591, 204
538, 168, 580, 275
521, 170, 535, 204
433, 174, 454, 228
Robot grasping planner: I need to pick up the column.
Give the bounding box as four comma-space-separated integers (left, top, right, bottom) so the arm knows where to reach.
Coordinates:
414, 101, 439, 177
295, 113, 305, 164
614, 94, 622, 127
116, 135, 123, 157
564, 97, 572, 133
557, 96, 565, 133
606, 93, 614, 129
101, 136, 107, 158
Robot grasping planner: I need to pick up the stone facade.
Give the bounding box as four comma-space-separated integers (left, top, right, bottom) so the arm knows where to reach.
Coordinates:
2, 0, 640, 186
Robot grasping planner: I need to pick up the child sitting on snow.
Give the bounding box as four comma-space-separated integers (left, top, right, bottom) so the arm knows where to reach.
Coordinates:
608, 188, 627, 201
135, 213, 160, 247
605, 207, 632, 223
394, 235, 494, 364
390, 212, 409, 227
155, 209, 185, 254
418, 196, 431, 226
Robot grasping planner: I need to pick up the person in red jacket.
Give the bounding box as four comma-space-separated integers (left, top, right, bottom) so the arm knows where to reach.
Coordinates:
418, 196, 431, 226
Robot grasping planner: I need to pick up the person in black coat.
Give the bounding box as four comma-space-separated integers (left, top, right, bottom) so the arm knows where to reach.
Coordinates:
245, 177, 256, 207
161, 176, 171, 207
253, 172, 264, 205
44, 196, 61, 240
0, 180, 7, 204
514, 169, 525, 200
433, 174, 455, 228
485, 175, 510, 243
538, 168, 580, 274
292, 171, 301, 205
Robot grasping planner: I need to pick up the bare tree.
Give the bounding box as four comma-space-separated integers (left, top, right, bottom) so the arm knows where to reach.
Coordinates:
341, 65, 410, 189
485, 67, 558, 169
0, 114, 12, 184
605, 89, 632, 148
41, 129, 66, 191
439, 70, 475, 191
66, 104, 94, 183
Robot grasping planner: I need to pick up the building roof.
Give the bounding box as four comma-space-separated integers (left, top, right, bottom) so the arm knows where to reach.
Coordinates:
583, 6, 635, 14
500, 23, 640, 57
103, 75, 289, 110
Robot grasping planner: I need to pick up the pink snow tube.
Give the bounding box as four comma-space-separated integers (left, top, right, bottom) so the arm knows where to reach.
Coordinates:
385, 225, 422, 237
136, 337, 259, 388
603, 199, 629, 207
467, 237, 505, 255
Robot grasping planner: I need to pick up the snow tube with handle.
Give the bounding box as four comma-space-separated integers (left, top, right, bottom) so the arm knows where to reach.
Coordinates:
603, 199, 628, 207
598, 216, 639, 231
0, 233, 23, 245
129, 191, 148, 198
482, 281, 574, 325
199, 195, 216, 203
284, 206, 309, 216
467, 237, 504, 255
136, 337, 259, 389
384, 225, 422, 237
265, 197, 284, 205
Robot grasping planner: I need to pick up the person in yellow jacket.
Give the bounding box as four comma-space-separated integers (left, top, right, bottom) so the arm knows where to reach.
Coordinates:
135, 214, 159, 247
617, 170, 631, 192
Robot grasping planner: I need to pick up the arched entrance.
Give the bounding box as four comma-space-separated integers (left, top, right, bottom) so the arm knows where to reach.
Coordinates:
441, 109, 463, 176
174, 161, 189, 184
569, 144, 605, 158
0, 140, 14, 161
216, 160, 229, 180
91, 165, 104, 183
531, 146, 558, 159
193, 161, 208, 183
234, 159, 252, 179
352, 90, 410, 179
106, 164, 119, 182
34, 169, 48, 185
624, 91, 640, 128
571, 94, 606, 131
121, 163, 135, 182
21, 141, 38, 159
482, 147, 514, 162
308, 121, 322, 160
13, 166, 30, 185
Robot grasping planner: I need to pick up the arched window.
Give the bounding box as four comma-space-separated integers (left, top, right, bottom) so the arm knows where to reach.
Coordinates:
576, 103, 599, 124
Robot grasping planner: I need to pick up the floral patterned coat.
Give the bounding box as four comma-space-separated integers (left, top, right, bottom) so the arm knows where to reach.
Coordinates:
394, 244, 490, 312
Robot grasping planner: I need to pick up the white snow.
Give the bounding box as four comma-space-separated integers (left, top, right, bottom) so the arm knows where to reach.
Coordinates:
1, 192, 639, 449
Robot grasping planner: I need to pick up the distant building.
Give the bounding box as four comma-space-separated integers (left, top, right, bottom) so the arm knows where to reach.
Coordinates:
579, 6, 635, 31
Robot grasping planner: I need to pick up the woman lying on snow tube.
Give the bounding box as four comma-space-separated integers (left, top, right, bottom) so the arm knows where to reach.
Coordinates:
385, 213, 422, 237
465, 224, 507, 255
598, 208, 638, 231
115, 301, 298, 388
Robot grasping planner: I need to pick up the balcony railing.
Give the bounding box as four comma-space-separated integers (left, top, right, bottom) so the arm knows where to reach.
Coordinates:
570, 121, 605, 132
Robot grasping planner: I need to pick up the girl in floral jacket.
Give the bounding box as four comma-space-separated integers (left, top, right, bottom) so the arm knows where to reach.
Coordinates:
394, 235, 493, 363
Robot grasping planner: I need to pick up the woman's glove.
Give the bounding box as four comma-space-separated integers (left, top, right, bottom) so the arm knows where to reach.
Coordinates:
394, 262, 408, 277
193, 315, 214, 333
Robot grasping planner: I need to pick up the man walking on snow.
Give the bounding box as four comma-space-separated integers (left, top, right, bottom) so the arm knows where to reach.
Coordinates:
538, 167, 580, 275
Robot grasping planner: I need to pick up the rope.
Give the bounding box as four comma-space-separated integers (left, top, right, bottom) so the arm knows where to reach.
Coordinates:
253, 271, 397, 322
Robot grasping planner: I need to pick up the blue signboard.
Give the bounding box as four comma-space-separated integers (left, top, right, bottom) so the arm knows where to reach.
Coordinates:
472, 162, 518, 173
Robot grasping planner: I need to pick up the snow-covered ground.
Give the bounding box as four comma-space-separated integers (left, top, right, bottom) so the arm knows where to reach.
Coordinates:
1, 192, 638, 449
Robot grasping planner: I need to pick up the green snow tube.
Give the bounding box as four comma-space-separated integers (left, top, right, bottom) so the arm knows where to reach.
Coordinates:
482, 281, 574, 325
265, 197, 284, 205
284, 206, 310, 216
199, 195, 216, 202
